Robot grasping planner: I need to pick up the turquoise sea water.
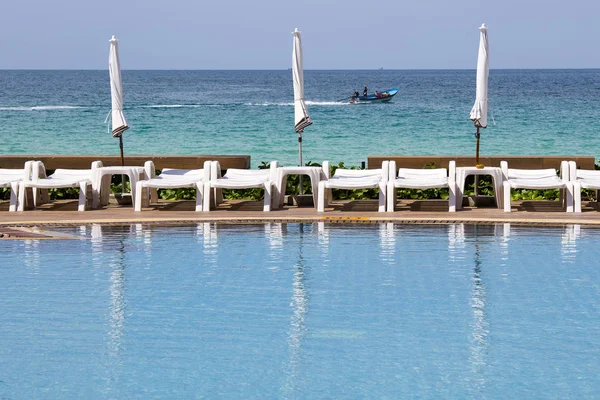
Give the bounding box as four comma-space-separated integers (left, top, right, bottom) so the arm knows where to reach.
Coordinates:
0, 69, 599, 167
0, 223, 599, 398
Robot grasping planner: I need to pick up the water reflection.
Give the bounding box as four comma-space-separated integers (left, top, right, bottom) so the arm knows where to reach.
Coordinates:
468, 225, 489, 396
447, 224, 492, 395
379, 223, 396, 265
281, 224, 309, 398
265, 223, 285, 269
90, 224, 129, 396
561, 224, 580, 263
23, 235, 41, 273
315, 222, 397, 265
200, 223, 218, 265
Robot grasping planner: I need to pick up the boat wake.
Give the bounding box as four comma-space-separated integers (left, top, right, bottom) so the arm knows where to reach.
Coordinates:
247, 101, 349, 107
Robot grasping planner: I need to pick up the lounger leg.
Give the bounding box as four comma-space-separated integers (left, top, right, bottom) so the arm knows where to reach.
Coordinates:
134, 181, 144, 212
317, 181, 326, 212
448, 182, 456, 212
565, 182, 574, 213
378, 180, 386, 212
9, 182, 18, 212
33, 186, 39, 207
215, 188, 223, 206
17, 183, 27, 212
574, 182, 582, 213
503, 182, 511, 212
78, 181, 87, 211
195, 183, 203, 212
263, 183, 271, 212
386, 182, 395, 212
203, 184, 211, 212
91, 171, 100, 209
33, 187, 46, 206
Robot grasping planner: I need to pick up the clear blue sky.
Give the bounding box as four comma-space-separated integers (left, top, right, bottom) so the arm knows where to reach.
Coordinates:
1, 0, 598, 69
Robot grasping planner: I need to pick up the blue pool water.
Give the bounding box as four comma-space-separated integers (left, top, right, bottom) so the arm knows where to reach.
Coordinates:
1, 223, 599, 399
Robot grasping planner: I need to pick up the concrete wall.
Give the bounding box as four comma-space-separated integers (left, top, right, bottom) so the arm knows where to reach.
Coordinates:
0, 155, 251, 170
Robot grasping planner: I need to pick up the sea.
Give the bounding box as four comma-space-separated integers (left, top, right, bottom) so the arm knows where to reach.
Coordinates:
0, 69, 598, 168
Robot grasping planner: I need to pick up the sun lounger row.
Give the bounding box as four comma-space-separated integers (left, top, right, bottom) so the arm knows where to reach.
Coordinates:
1, 159, 598, 213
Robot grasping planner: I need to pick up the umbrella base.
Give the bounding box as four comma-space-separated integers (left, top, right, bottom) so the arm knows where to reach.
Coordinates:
464, 195, 496, 208
111, 193, 132, 206
285, 194, 314, 207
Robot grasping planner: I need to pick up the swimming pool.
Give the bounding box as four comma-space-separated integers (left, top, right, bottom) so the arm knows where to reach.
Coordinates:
1, 223, 599, 399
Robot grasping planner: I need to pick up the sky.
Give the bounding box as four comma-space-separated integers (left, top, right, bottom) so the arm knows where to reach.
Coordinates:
1, 0, 598, 69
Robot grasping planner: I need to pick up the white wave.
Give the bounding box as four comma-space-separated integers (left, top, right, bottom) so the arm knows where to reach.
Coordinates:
139, 104, 195, 108
0, 105, 84, 111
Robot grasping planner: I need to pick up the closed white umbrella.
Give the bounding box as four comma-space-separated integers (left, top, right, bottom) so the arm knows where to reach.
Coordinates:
292, 28, 312, 169
108, 35, 129, 166
470, 24, 489, 168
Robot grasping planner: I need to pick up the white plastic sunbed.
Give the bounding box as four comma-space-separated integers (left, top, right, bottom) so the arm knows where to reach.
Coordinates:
0, 161, 34, 212
203, 161, 279, 212
387, 160, 456, 212
17, 161, 103, 211
134, 160, 211, 212
568, 161, 600, 213
317, 161, 389, 212
501, 160, 573, 212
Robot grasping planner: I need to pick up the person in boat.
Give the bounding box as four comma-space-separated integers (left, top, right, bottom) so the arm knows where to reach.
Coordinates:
352, 90, 359, 99
363, 86, 368, 97
375, 90, 380, 98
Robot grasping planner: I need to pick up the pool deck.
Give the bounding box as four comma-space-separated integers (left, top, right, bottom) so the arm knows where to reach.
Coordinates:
2, 199, 600, 228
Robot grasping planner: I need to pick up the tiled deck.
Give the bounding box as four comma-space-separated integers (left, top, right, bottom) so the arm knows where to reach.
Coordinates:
2, 199, 600, 228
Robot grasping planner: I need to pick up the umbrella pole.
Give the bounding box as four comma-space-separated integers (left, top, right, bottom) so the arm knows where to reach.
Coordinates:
119, 136, 125, 196
298, 132, 304, 195
475, 126, 484, 169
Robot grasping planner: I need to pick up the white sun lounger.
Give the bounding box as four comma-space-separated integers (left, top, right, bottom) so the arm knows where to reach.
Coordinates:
134, 160, 211, 212
0, 161, 34, 212
387, 160, 456, 212
203, 161, 279, 212
501, 160, 573, 212
568, 161, 600, 213
317, 161, 389, 212
17, 161, 103, 211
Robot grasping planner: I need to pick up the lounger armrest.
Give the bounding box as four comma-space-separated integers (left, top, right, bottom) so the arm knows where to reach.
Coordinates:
91, 160, 103, 170
23, 161, 34, 180
211, 161, 222, 181
269, 160, 279, 182
568, 161, 577, 182
381, 160, 389, 183
560, 160, 569, 182
448, 160, 456, 184
500, 161, 508, 180
32, 161, 47, 181
388, 161, 397, 180
322, 161, 330, 180
144, 161, 156, 179
202, 160, 211, 181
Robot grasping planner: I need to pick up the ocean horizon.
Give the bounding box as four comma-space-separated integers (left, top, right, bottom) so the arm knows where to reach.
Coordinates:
1, 69, 598, 167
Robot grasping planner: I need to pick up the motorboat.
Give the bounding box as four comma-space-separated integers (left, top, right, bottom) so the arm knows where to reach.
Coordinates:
350, 88, 398, 103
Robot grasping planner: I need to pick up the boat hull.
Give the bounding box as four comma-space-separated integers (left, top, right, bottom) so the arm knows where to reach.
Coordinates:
350, 88, 398, 103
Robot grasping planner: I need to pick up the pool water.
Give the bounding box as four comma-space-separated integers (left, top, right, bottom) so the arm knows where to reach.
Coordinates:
1, 223, 599, 399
